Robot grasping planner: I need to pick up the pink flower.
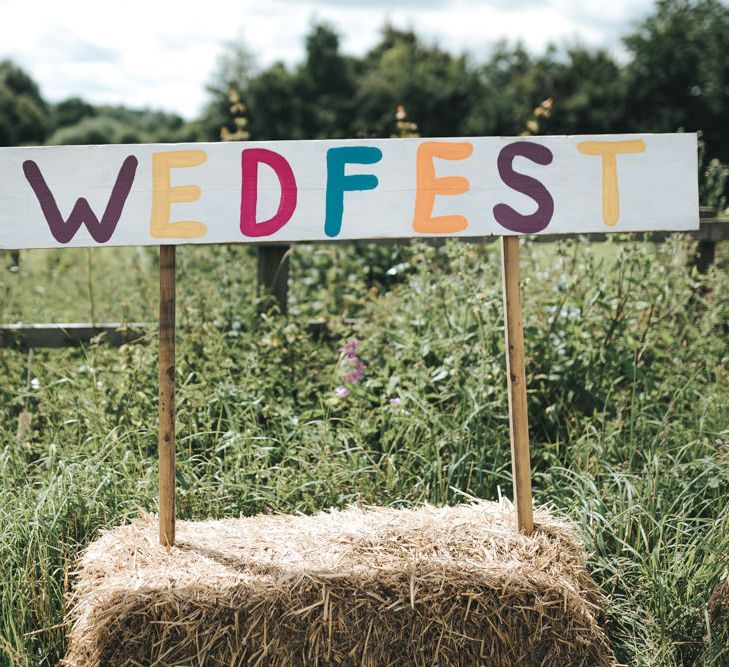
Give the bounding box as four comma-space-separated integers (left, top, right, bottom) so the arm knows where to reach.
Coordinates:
389, 397, 401, 405
343, 359, 365, 384
339, 338, 361, 359
334, 386, 349, 398
338, 338, 365, 385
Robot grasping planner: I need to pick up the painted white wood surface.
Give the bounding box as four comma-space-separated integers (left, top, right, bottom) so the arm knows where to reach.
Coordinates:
0, 134, 698, 249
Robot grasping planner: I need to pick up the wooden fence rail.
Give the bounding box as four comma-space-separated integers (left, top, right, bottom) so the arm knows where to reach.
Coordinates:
0, 322, 149, 348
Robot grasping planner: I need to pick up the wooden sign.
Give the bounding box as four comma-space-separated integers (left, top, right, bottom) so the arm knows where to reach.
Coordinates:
0, 134, 698, 249
0, 133, 700, 545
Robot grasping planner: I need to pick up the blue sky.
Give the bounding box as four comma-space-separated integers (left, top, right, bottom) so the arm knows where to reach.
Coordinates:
1, 0, 655, 119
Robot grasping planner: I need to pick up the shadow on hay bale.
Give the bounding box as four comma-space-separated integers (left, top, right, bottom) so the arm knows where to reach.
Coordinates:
63, 501, 617, 666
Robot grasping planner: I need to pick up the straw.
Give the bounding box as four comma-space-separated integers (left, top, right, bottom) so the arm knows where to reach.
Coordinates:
63, 500, 617, 666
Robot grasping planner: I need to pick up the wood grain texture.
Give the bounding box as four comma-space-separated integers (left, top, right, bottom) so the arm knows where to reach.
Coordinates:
500, 236, 534, 535
158, 245, 176, 546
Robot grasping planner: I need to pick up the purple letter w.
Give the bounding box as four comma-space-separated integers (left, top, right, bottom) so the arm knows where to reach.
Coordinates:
23, 156, 138, 244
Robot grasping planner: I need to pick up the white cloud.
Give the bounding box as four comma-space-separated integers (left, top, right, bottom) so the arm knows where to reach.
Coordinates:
0, 0, 654, 119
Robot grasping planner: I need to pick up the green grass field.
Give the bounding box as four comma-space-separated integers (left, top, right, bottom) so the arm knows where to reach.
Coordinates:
0, 237, 727, 666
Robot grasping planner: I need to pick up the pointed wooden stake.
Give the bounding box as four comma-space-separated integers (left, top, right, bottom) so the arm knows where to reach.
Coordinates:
500, 236, 534, 535
158, 245, 176, 546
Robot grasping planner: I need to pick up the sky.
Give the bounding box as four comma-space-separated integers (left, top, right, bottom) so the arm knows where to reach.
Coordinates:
1, 0, 655, 120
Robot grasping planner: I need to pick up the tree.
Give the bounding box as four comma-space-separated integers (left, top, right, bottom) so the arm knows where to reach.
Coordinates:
538, 48, 626, 135
47, 116, 141, 145
296, 23, 358, 138
46, 106, 199, 145
623, 0, 729, 162
465, 42, 547, 137
201, 24, 358, 141
53, 97, 97, 130
246, 63, 304, 140
354, 26, 478, 137
200, 42, 257, 141
0, 60, 48, 146
464, 42, 627, 138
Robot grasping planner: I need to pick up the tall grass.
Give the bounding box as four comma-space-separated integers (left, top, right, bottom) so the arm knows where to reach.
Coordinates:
0, 237, 726, 665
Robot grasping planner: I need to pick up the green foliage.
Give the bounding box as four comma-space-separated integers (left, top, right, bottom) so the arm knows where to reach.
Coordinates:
623, 0, 729, 162
702, 159, 728, 213
51, 97, 96, 130
297, 23, 359, 138
201, 23, 359, 140
47, 115, 142, 145
0, 239, 726, 665
201, 42, 257, 141
698, 134, 729, 212
1, 12, 729, 662
0, 60, 48, 146
3, 2, 729, 201
47, 105, 204, 145
353, 26, 478, 138
529, 47, 626, 135
198, 4, 729, 203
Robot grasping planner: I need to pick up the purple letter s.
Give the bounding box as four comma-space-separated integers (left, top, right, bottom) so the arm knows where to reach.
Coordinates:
493, 142, 553, 234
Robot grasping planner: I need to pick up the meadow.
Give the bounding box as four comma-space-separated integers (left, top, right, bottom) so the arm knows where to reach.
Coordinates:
0, 236, 727, 666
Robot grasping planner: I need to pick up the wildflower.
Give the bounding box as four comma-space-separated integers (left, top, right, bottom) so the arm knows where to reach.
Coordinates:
343, 359, 365, 384
339, 338, 361, 360
338, 338, 365, 386
30, 378, 40, 390
334, 386, 349, 398
389, 397, 401, 405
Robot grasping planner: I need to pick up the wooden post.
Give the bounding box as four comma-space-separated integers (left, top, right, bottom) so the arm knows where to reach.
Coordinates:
257, 245, 290, 314
694, 207, 718, 274
500, 236, 534, 535
695, 239, 716, 274
158, 245, 176, 546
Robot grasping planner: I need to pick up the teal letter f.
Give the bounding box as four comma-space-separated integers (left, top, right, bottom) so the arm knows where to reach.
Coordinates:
325, 146, 382, 238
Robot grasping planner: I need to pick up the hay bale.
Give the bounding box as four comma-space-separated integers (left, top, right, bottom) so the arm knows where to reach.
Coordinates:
709, 575, 729, 625
64, 501, 617, 666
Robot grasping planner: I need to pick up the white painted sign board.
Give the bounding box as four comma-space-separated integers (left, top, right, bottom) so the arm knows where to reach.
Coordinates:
0, 134, 698, 249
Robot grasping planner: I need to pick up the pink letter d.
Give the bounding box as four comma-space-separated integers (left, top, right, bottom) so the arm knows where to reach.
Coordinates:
240, 148, 297, 237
